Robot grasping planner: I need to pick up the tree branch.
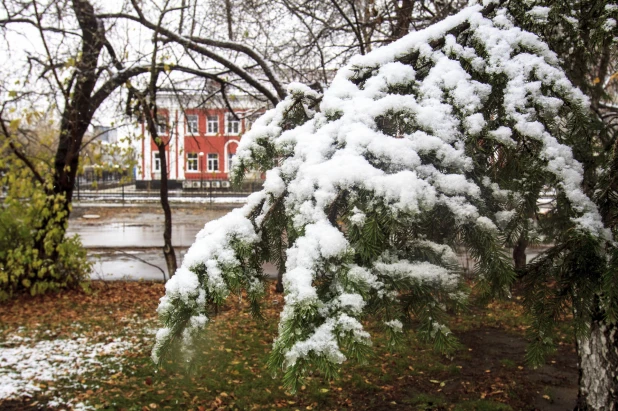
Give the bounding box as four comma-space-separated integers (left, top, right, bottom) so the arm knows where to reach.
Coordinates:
99, 3, 282, 106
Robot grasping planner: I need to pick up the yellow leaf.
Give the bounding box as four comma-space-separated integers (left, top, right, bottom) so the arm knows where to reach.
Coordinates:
9, 119, 20, 131
319, 388, 329, 393
593, 77, 601, 84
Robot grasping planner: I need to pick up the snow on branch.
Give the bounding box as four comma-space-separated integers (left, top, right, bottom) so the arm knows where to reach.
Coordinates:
153, 2, 609, 390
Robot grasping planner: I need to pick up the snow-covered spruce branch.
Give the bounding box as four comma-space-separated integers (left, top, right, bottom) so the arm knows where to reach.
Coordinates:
153, 2, 609, 391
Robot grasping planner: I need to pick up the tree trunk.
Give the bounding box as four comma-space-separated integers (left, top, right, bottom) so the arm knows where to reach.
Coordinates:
513, 234, 528, 270
33, 0, 104, 267
157, 143, 177, 278
276, 264, 284, 293
392, 0, 413, 40
575, 316, 618, 410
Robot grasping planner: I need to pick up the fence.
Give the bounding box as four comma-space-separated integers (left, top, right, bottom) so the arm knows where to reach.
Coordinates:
74, 176, 262, 204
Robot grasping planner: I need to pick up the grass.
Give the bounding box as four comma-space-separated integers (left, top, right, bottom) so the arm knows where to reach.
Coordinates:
0, 281, 577, 410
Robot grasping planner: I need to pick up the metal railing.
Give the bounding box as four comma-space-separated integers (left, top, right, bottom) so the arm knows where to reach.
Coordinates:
74, 176, 262, 203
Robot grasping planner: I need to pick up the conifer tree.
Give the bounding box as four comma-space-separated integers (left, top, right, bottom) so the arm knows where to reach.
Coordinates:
152, 1, 617, 407
508, 1, 618, 408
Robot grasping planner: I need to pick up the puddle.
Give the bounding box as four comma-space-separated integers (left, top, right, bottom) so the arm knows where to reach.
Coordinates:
68, 223, 201, 248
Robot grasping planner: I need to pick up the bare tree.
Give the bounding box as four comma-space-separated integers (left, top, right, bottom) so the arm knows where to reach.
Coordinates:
0, 0, 290, 280
0, 0, 160, 270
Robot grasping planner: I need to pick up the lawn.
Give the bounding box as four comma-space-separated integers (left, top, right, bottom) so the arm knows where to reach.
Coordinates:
0, 281, 577, 410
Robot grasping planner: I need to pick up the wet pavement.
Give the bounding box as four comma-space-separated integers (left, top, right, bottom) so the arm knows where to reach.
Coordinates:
67, 204, 547, 282
67, 206, 234, 248
89, 248, 278, 281
69, 223, 202, 248
67, 204, 280, 281
89, 249, 182, 281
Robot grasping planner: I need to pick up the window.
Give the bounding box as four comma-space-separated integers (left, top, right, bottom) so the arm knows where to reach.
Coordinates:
226, 113, 240, 134
207, 115, 219, 134
228, 153, 235, 172
156, 115, 167, 135
186, 153, 198, 171
153, 152, 161, 172
207, 153, 219, 172
186, 114, 198, 134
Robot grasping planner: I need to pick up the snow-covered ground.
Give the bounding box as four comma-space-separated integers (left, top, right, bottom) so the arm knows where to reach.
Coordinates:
0, 321, 155, 410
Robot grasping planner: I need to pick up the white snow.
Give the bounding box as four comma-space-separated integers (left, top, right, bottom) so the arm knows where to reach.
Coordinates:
384, 319, 403, 332
0, 333, 141, 408
603, 18, 616, 31
375, 260, 458, 288
526, 6, 550, 22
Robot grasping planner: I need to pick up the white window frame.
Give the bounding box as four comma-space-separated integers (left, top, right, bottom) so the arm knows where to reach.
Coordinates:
186, 114, 199, 135
153, 152, 161, 172
207, 115, 219, 135
156, 115, 167, 135
226, 113, 241, 135
186, 152, 198, 172
227, 152, 235, 173
207, 153, 219, 172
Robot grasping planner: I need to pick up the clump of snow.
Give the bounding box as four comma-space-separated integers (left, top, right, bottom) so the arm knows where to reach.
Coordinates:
375, 260, 458, 288
563, 15, 578, 26
603, 18, 617, 31
384, 319, 403, 332
526, 6, 550, 22
495, 210, 516, 228
349, 207, 366, 226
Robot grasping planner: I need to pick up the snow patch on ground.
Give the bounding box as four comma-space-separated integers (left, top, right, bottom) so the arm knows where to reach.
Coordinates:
0, 322, 153, 409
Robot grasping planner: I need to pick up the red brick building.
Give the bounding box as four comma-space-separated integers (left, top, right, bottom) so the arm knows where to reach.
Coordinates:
137, 93, 262, 189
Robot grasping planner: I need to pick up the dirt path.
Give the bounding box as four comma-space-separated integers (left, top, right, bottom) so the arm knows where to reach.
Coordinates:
454, 328, 578, 410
